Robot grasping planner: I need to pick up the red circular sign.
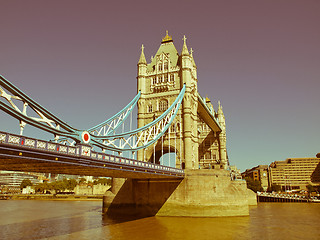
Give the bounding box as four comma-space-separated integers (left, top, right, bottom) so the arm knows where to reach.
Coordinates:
83, 133, 89, 142
81, 131, 90, 143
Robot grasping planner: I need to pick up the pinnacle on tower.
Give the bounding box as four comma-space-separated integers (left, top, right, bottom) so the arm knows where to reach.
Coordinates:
181, 35, 189, 55
190, 48, 197, 67
162, 30, 173, 43
138, 44, 147, 64
218, 101, 223, 113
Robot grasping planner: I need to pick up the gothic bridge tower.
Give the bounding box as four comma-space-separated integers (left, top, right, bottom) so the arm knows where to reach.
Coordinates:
137, 32, 228, 170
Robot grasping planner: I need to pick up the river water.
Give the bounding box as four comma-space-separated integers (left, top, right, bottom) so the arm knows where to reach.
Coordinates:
0, 200, 319, 240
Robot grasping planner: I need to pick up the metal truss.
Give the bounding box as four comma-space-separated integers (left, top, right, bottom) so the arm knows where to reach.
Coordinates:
0, 75, 185, 154
0, 75, 79, 141
87, 91, 140, 136
90, 84, 186, 152
0, 75, 141, 144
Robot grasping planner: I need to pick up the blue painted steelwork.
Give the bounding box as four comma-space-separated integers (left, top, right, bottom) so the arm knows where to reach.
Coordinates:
92, 84, 186, 151
0, 75, 79, 139
0, 75, 141, 144
88, 91, 141, 136
0, 75, 186, 153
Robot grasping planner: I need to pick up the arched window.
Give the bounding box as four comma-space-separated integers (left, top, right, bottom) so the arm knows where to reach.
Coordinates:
164, 75, 168, 82
176, 122, 180, 132
164, 62, 168, 71
170, 74, 175, 83
159, 99, 168, 112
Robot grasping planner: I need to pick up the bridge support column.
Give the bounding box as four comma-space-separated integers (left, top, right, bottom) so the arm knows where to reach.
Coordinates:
103, 170, 255, 218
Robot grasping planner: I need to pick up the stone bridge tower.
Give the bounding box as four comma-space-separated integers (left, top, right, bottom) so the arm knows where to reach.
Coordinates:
137, 32, 228, 170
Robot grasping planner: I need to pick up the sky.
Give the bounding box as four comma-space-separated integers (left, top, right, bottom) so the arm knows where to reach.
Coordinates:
0, 0, 319, 172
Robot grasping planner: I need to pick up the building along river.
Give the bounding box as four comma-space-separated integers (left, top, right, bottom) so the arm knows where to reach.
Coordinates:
0, 200, 319, 240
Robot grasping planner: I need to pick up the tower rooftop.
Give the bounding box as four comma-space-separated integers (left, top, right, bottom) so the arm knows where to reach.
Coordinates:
161, 30, 173, 43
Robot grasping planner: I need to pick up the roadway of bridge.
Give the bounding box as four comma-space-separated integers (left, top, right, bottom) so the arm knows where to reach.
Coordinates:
0, 132, 184, 179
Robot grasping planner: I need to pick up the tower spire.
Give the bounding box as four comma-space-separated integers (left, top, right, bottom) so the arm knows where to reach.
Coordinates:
162, 30, 173, 43
181, 35, 189, 55
138, 44, 147, 64
190, 47, 196, 67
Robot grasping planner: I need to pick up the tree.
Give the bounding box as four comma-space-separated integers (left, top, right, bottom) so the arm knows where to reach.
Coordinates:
79, 178, 86, 184
50, 181, 66, 193
34, 182, 49, 193
93, 178, 112, 185
244, 177, 263, 193
307, 184, 315, 193
316, 153, 320, 158
20, 179, 33, 189
64, 179, 77, 191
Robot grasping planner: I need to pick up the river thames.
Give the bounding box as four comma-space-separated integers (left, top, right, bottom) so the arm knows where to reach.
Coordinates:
0, 200, 319, 240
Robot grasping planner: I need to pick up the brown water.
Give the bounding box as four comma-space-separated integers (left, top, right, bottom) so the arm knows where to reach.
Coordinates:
0, 200, 319, 240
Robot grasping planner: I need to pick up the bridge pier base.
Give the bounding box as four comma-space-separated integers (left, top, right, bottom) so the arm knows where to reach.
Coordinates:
103, 169, 256, 218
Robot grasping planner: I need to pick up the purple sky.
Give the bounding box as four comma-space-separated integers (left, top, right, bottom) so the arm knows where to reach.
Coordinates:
1, 0, 319, 171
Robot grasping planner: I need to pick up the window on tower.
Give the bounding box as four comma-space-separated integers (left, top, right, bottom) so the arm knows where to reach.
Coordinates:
164, 62, 168, 71
170, 74, 175, 83
148, 104, 153, 113
158, 63, 163, 71
164, 75, 168, 82
152, 77, 156, 84
159, 99, 168, 112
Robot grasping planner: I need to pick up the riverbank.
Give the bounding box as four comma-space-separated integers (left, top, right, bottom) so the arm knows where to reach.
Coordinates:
0, 193, 103, 200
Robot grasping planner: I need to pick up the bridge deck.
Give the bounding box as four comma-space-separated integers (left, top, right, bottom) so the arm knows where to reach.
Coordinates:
0, 132, 184, 179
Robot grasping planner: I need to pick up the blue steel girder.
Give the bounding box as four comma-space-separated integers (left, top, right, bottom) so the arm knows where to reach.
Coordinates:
91, 84, 186, 152
87, 91, 141, 136
0, 75, 141, 145
0, 75, 79, 140
0, 75, 185, 154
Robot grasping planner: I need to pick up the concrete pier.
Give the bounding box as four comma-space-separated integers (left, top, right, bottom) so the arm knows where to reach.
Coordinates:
103, 169, 256, 218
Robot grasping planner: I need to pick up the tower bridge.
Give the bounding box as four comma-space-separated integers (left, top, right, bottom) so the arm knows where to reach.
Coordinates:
0, 32, 255, 217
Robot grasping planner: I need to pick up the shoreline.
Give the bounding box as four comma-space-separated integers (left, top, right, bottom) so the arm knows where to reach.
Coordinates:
0, 194, 103, 201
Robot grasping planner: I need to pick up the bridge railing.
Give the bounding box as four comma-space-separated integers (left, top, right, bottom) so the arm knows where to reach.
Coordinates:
0, 131, 184, 175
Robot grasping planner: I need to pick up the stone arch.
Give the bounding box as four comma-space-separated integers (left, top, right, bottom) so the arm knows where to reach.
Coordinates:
144, 142, 181, 167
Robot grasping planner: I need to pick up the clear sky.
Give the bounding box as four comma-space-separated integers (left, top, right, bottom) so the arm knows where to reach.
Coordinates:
0, 0, 319, 171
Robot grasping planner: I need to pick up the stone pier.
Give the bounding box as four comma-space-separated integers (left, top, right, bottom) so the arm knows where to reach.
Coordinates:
103, 169, 256, 218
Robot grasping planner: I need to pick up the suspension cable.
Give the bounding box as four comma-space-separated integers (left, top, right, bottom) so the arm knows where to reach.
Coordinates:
180, 115, 182, 168
130, 110, 133, 159
161, 134, 164, 165
175, 122, 177, 168
153, 141, 156, 164
168, 125, 170, 167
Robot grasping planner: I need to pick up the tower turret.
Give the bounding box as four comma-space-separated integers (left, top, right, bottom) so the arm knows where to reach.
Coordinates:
217, 101, 227, 169
137, 44, 147, 94
137, 44, 148, 156
181, 35, 199, 169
